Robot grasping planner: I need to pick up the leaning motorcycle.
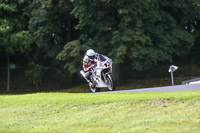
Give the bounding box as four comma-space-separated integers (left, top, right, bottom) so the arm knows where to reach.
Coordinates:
80, 54, 116, 92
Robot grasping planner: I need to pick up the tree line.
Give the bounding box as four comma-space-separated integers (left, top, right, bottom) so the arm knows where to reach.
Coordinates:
0, 0, 200, 91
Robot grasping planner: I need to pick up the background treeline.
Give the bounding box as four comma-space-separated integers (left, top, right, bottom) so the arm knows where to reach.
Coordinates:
0, 0, 200, 92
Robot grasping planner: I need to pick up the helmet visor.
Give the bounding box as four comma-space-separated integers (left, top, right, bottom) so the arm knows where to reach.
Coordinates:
89, 55, 95, 60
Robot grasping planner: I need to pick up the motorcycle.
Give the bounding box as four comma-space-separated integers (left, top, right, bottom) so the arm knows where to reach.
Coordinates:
80, 54, 115, 92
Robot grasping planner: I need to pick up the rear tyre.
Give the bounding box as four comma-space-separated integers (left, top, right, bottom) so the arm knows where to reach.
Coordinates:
106, 74, 116, 91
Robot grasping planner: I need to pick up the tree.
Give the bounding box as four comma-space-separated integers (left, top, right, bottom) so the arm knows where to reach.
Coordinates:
25, 0, 78, 89
28, 0, 76, 64
0, 0, 32, 91
58, 0, 199, 75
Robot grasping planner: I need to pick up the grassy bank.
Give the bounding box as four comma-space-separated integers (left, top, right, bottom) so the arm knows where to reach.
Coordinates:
0, 92, 200, 132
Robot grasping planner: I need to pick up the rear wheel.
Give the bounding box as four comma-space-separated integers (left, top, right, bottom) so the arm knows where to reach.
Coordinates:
106, 74, 116, 91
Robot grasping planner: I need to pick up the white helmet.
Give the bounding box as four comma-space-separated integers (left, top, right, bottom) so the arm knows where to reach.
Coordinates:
86, 49, 95, 60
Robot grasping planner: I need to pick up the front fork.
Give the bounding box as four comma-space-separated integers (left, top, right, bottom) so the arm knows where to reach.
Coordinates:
102, 72, 111, 85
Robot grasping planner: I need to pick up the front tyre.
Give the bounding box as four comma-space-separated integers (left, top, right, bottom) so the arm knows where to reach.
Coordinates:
89, 83, 100, 92
106, 74, 116, 91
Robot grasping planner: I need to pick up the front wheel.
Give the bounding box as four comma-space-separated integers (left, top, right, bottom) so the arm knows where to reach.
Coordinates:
89, 83, 100, 92
106, 74, 116, 91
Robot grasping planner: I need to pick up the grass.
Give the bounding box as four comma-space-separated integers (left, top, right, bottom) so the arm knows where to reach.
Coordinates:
0, 91, 200, 133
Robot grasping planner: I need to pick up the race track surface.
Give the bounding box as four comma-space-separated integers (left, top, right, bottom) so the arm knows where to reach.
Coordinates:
97, 83, 200, 93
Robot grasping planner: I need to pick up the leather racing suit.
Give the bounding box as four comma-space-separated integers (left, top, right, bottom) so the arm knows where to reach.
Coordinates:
82, 53, 98, 82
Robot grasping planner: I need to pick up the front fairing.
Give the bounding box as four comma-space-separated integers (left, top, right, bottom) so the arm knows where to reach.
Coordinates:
92, 56, 113, 88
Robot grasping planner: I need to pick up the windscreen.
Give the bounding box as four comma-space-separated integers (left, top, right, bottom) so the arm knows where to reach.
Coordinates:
98, 54, 106, 62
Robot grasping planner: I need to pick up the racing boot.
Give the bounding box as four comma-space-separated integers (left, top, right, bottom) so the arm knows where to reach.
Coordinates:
85, 76, 94, 87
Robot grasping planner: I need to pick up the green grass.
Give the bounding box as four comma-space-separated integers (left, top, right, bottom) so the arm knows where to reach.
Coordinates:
0, 91, 200, 133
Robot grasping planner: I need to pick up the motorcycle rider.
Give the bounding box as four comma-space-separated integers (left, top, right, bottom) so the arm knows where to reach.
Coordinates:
82, 49, 98, 84
83, 49, 111, 84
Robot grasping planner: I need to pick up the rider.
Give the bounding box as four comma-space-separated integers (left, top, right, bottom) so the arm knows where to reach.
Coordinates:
82, 49, 98, 83
83, 49, 111, 84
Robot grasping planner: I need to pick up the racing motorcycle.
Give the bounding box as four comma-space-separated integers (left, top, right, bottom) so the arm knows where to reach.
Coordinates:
80, 54, 115, 92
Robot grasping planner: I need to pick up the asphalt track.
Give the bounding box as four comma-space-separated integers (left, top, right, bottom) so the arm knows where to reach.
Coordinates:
97, 83, 200, 93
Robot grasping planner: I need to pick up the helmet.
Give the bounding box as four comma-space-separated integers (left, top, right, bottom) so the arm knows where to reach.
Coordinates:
86, 49, 95, 60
